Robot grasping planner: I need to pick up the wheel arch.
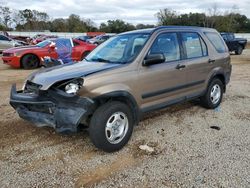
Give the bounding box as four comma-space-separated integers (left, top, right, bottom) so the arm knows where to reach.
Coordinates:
93, 91, 141, 125
207, 71, 226, 92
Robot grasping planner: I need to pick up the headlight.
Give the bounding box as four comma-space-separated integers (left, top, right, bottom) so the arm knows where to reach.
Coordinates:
14, 52, 22, 56
54, 78, 84, 95
65, 83, 80, 94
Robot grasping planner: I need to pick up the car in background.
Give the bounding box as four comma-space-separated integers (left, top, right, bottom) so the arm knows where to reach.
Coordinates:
0, 31, 29, 42
2, 38, 96, 69
75, 35, 93, 42
221, 32, 247, 55
31, 35, 58, 45
87, 34, 112, 45
0, 34, 26, 52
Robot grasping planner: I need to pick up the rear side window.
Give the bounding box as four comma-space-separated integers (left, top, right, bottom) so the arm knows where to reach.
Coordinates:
149, 33, 180, 62
181, 32, 208, 58
204, 32, 227, 53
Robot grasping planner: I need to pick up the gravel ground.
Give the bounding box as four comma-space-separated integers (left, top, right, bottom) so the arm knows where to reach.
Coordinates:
0, 50, 250, 188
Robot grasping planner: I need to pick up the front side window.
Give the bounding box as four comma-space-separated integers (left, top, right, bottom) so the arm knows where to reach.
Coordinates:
204, 32, 227, 53
181, 32, 207, 58
85, 34, 149, 64
149, 33, 180, 62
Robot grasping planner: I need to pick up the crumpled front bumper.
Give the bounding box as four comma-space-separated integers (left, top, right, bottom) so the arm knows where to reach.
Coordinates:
10, 84, 94, 133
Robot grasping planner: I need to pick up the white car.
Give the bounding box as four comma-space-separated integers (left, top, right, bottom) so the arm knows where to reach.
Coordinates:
0, 34, 24, 52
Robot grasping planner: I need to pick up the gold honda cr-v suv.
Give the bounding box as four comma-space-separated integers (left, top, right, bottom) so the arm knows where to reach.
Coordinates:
10, 26, 232, 152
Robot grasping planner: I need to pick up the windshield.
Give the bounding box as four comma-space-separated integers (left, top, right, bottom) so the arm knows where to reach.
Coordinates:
85, 33, 150, 64
36, 40, 52, 48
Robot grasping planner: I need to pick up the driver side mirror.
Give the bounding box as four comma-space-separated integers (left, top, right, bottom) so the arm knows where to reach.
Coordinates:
143, 53, 165, 66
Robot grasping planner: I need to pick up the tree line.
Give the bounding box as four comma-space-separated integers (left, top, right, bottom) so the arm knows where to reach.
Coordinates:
0, 5, 250, 33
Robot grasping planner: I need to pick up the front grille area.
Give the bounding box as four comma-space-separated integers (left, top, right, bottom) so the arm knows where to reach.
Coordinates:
24, 103, 55, 114
24, 81, 42, 94
2, 52, 13, 57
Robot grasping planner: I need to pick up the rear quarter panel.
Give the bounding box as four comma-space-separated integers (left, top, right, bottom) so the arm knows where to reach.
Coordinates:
201, 31, 231, 88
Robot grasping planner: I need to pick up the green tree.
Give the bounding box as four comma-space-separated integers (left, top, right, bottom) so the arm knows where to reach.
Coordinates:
100, 19, 135, 33
156, 8, 178, 25
136, 24, 155, 29
51, 18, 68, 32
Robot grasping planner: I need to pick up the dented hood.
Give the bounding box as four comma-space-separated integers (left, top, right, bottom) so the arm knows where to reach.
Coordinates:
27, 61, 121, 90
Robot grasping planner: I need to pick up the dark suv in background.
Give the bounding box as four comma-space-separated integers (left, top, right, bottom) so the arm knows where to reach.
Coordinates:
221, 32, 247, 55
10, 26, 231, 152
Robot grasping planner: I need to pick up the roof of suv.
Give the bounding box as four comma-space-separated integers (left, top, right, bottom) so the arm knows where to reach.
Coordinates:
121, 26, 217, 35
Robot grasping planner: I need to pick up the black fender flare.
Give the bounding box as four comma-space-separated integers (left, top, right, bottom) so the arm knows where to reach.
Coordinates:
207, 70, 227, 92
93, 91, 141, 125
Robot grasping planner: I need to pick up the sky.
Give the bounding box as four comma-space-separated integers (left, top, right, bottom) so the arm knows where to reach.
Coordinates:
2, 0, 250, 26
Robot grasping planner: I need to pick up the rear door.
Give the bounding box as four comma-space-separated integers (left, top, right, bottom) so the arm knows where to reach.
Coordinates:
138, 32, 189, 110
227, 33, 238, 51
179, 32, 210, 96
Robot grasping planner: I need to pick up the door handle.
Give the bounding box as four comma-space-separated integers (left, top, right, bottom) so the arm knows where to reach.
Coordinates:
176, 64, 186, 70
208, 59, 215, 64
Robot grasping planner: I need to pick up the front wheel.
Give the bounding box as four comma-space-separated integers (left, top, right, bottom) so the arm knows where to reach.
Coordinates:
21, 54, 40, 69
235, 45, 243, 55
89, 101, 134, 152
200, 78, 224, 109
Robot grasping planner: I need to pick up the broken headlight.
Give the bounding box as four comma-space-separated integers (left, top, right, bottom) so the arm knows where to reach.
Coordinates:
65, 83, 80, 94
54, 78, 84, 95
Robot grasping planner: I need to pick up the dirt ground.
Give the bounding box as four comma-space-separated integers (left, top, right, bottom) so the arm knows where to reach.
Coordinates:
0, 50, 250, 188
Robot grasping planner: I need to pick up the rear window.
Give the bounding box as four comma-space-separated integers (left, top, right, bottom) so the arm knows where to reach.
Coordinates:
204, 32, 227, 53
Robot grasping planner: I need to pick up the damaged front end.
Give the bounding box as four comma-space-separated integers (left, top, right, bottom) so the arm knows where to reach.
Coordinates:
10, 81, 94, 133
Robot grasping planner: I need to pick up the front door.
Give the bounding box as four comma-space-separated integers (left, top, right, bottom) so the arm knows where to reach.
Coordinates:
138, 32, 188, 110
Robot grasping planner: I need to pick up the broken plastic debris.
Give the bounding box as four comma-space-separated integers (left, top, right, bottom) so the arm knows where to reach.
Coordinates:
210, 125, 221, 130
139, 144, 154, 153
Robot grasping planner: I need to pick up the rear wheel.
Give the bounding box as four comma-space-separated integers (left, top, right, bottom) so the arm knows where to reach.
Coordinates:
21, 54, 40, 69
235, 45, 243, 55
89, 101, 134, 152
200, 78, 224, 109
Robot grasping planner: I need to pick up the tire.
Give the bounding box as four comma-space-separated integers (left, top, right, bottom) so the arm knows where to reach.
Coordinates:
200, 78, 224, 109
89, 101, 134, 152
81, 51, 90, 60
235, 45, 243, 55
21, 54, 40, 69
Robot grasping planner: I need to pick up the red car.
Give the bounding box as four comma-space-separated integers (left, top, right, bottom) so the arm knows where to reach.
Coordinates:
2, 38, 96, 69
